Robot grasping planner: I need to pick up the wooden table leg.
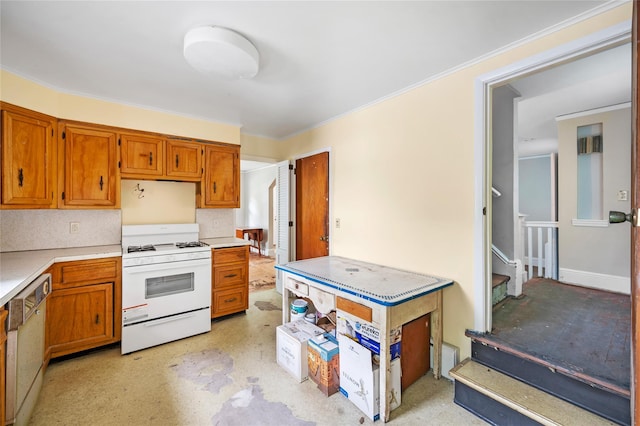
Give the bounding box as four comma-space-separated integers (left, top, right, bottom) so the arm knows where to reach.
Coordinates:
432, 290, 443, 379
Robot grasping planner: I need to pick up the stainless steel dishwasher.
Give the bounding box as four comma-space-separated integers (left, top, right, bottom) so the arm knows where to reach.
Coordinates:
5, 273, 51, 426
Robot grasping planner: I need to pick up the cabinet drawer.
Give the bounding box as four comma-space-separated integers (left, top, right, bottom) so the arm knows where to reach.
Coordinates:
286, 277, 308, 296
212, 287, 248, 318
54, 258, 120, 289
213, 246, 248, 264
309, 286, 335, 314
213, 263, 247, 289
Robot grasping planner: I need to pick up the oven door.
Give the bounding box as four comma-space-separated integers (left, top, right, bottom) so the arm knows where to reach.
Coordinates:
122, 257, 211, 326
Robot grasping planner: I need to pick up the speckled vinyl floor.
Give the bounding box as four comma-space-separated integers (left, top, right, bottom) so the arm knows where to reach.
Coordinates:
29, 289, 484, 426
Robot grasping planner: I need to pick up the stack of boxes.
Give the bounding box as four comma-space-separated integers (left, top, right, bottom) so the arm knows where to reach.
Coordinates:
277, 295, 427, 421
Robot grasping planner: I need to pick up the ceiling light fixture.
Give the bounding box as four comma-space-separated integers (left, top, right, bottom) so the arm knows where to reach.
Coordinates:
183, 26, 259, 79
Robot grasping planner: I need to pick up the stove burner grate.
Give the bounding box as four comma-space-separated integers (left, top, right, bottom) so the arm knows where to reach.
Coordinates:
176, 241, 209, 249
127, 245, 156, 253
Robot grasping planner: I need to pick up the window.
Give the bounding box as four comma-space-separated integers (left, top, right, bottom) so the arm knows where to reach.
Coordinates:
576, 123, 603, 220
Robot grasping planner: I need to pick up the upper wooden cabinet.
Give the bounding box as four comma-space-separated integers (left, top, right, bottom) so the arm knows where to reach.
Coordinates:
58, 121, 120, 208
120, 136, 202, 181
1, 103, 57, 209
120, 132, 164, 177
201, 144, 240, 208
165, 139, 202, 180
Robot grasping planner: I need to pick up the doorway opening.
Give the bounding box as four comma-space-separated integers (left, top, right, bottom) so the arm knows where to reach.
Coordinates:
472, 20, 633, 424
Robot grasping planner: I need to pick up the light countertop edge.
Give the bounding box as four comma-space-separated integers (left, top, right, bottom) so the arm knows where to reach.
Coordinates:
0, 238, 251, 306
0, 245, 122, 306
202, 237, 252, 248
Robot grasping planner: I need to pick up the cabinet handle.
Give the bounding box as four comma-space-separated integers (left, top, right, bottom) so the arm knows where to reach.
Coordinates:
224, 297, 237, 303
18, 168, 24, 187
224, 273, 238, 278
175, 154, 179, 168
95, 314, 100, 324
99, 176, 104, 191
213, 181, 217, 193
149, 152, 153, 166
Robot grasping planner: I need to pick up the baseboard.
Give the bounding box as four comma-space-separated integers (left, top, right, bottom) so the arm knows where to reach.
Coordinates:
558, 268, 630, 294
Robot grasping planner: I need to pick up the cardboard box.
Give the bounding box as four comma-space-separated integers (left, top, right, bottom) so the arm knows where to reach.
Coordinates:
337, 310, 401, 358
338, 334, 380, 421
276, 320, 325, 382
307, 333, 340, 396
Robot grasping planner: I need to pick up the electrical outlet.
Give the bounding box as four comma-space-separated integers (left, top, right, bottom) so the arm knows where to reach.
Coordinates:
335, 218, 341, 228
618, 190, 629, 201
70, 222, 80, 234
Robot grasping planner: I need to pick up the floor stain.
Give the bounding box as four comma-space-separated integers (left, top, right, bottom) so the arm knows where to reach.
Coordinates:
174, 348, 233, 394
255, 300, 281, 311
211, 384, 315, 426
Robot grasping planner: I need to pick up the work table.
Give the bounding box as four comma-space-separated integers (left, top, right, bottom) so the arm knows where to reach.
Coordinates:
276, 255, 453, 422
0, 237, 250, 306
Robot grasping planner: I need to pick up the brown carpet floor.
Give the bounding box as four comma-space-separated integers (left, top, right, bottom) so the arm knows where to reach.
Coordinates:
491, 278, 631, 390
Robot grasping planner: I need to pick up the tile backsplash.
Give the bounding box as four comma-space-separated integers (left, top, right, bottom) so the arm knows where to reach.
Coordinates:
0, 208, 236, 252
196, 209, 235, 238
0, 210, 122, 252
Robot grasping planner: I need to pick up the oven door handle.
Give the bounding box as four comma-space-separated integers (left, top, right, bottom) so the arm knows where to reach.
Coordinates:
143, 312, 196, 327
123, 258, 211, 274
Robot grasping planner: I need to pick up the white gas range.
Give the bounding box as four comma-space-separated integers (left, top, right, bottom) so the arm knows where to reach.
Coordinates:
121, 223, 211, 354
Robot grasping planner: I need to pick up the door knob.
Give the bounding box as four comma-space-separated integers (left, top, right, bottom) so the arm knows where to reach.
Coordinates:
609, 210, 638, 226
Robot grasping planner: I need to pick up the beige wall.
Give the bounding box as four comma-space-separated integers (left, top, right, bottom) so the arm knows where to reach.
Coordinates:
0, 71, 241, 144
557, 106, 631, 292
278, 4, 632, 358
0, 3, 631, 359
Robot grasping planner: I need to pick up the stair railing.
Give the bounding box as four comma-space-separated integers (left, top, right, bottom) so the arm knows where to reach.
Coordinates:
521, 221, 558, 280
491, 244, 524, 297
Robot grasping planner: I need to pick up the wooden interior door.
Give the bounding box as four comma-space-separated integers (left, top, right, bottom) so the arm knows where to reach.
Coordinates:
295, 151, 329, 260
632, 2, 639, 422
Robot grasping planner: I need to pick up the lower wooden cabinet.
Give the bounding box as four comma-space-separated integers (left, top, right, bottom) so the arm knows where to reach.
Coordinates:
46, 257, 121, 358
212, 246, 248, 318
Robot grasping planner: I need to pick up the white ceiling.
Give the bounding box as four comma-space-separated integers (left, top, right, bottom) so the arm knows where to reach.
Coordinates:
1, 0, 625, 146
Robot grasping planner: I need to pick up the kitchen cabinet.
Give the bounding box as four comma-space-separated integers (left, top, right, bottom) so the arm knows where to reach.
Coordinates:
201, 144, 240, 208
120, 135, 203, 181
58, 121, 120, 208
1, 103, 57, 209
120, 132, 164, 177
166, 139, 203, 180
211, 245, 248, 318
46, 257, 122, 358
0, 307, 7, 425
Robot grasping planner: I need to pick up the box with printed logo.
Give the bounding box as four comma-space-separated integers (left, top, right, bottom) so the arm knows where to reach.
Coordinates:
336, 310, 401, 358
307, 333, 340, 396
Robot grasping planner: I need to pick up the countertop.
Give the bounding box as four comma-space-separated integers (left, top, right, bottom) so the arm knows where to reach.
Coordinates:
0, 237, 250, 306
201, 237, 251, 248
0, 245, 122, 305
276, 255, 453, 306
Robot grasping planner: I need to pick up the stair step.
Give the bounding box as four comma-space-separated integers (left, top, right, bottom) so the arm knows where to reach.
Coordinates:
492, 274, 509, 306
450, 359, 616, 426
492, 273, 510, 288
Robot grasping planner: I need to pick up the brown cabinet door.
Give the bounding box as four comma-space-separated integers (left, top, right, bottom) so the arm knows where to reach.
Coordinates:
1, 107, 56, 208
202, 144, 239, 208
60, 123, 119, 207
120, 132, 164, 177
166, 140, 202, 180
46, 283, 114, 357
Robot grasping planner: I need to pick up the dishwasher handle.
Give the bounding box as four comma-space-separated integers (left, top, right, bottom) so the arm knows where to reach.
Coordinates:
7, 273, 51, 331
